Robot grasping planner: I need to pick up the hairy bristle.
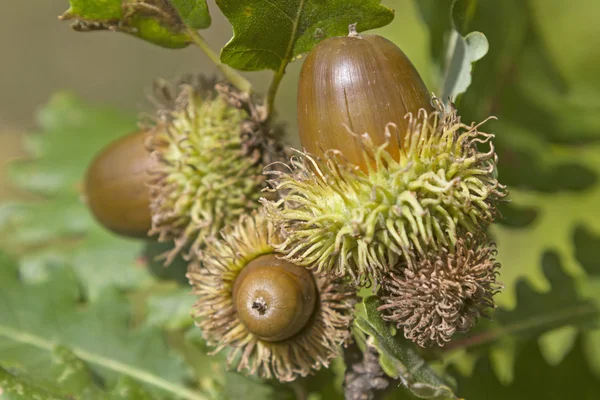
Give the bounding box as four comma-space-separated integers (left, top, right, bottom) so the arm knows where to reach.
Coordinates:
187, 213, 356, 382
146, 81, 275, 264
378, 233, 502, 347
262, 97, 507, 286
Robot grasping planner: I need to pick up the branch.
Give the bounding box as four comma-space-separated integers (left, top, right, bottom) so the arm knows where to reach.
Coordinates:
185, 28, 252, 94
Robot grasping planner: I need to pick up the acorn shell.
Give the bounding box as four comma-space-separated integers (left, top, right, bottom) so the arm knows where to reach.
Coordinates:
232, 254, 317, 342
84, 131, 153, 238
297, 33, 431, 171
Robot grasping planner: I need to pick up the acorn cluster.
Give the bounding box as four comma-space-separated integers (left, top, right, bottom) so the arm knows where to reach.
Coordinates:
83, 26, 506, 383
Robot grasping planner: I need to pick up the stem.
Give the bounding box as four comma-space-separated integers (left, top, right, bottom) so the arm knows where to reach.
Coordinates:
266, 69, 285, 118
0, 325, 207, 400
265, 0, 306, 118
186, 28, 252, 94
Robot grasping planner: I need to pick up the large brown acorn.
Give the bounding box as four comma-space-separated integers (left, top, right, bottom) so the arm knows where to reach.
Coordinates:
297, 25, 431, 171
188, 213, 356, 382
84, 131, 153, 238
263, 27, 506, 286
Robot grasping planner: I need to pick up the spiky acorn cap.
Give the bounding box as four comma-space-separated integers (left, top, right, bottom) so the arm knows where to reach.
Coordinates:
262, 98, 507, 285
146, 79, 285, 263
378, 233, 501, 347
187, 212, 356, 382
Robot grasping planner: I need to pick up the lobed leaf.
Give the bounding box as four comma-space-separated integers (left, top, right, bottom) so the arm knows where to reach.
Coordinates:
170, 0, 211, 29
0, 251, 201, 399
215, 0, 394, 71
454, 337, 600, 399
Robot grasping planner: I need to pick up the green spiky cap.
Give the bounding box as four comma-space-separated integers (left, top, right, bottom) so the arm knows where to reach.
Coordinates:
187, 212, 356, 382
378, 233, 501, 347
262, 98, 507, 286
146, 79, 281, 263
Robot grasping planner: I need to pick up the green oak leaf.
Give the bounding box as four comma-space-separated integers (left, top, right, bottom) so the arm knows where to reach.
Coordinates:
170, 0, 211, 29
0, 93, 152, 300
453, 337, 600, 400
440, 0, 489, 103
491, 141, 600, 308
0, 252, 204, 400
215, 0, 394, 71
60, 0, 202, 49
146, 289, 196, 330
0, 349, 155, 400
355, 297, 458, 400
529, 0, 600, 97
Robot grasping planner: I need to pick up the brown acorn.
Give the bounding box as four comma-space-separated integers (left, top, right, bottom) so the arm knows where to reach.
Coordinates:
232, 254, 317, 342
84, 130, 153, 238
297, 25, 431, 171
188, 212, 356, 382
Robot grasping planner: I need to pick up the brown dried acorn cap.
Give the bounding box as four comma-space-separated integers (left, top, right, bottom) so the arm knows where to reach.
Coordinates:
84, 130, 154, 238
378, 232, 502, 347
187, 212, 356, 382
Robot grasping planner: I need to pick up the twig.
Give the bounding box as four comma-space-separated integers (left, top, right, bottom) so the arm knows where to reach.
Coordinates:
186, 28, 252, 94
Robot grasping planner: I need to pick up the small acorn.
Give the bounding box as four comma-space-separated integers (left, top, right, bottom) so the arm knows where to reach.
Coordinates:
84, 130, 153, 238
146, 78, 285, 263
232, 254, 317, 342
297, 25, 431, 171
188, 212, 356, 382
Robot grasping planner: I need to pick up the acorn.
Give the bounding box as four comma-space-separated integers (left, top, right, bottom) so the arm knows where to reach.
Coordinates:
232, 254, 317, 342
188, 212, 356, 382
263, 29, 507, 286
297, 25, 431, 171
84, 130, 153, 238
146, 79, 285, 264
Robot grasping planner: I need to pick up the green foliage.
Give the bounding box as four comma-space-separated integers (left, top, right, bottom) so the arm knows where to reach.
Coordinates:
60, 0, 212, 48
0, 251, 196, 399
441, 0, 489, 102
355, 297, 457, 399
416, 0, 488, 100
170, 0, 211, 29
454, 337, 600, 400
0, 93, 149, 300
414, 0, 600, 392
215, 0, 394, 71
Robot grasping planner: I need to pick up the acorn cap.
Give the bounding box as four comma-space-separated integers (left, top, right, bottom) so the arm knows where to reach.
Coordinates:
262, 98, 507, 286
378, 233, 502, 347
146, 80, 276, 263
187, 212, 356, 382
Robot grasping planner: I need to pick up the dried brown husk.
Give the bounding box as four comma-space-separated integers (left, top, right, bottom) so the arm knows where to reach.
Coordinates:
378, 232, 502, 347
187, 212, 356, 382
